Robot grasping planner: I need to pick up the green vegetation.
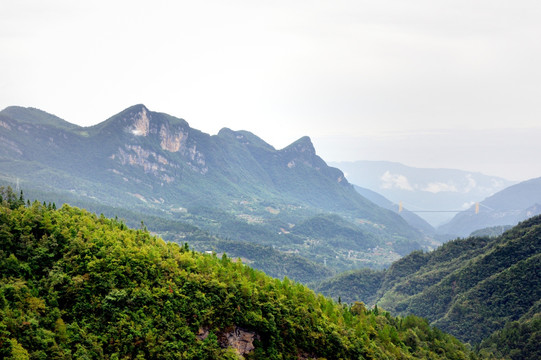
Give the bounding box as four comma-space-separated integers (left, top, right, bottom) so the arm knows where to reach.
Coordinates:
469, 225, 512, 238
292, 214, 378, 251
0, 104, 432, 277
313, 217, 541, 359
477, 313, 541, 360
310, 269, 384, 306
179, 237, 335, 284
0, 187, 472, 359
0, 182, 334, 284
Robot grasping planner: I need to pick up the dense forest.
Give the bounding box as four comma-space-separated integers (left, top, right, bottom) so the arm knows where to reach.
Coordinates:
312, 217, 541, 359
0, 187, 474, 359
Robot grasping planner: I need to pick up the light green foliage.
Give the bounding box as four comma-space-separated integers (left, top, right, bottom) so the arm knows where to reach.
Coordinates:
9, 338, 30, 359
0, 192, 471, 359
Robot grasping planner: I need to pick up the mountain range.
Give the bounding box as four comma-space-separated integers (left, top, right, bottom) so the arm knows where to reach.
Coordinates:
438, 176, 541, 236
331, 160, 513, 227
354, 185, 436, 236
0, 105, 430, 277
312, 215, 541, 357
1, 104, 539, 359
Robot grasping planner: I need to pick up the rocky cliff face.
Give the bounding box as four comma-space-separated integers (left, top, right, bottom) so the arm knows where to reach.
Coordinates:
111, 144, 177, 183
219, 326, 259, 356
0, 104, 422, 244
105, 105, 208, 180
130, 107, 150, 136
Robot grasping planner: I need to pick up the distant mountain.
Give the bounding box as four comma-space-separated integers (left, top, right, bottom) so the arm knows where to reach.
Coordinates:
313, 215, 541, 354
354, 185, 435, 236
331, 160, 513, 227
0, 105, 427, 275
438, 177, 541, 237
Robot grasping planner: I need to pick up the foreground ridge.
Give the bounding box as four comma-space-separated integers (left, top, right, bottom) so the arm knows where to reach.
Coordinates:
0, 187, 470, 359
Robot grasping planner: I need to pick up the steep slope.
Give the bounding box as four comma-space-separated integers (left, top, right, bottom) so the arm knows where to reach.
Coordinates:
478, 313, 541, 360
438, 177, 541, 236
310, 268, 384, 306
0, 192, 472, 359
314, 216, 541, 351
0, 105, 426, 274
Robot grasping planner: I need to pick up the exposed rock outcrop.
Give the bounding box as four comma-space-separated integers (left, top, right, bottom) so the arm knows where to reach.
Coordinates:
131, 108, 150, 136
197, 326, 259, 357
159, 123, 187, 152
219, 326, 259, 356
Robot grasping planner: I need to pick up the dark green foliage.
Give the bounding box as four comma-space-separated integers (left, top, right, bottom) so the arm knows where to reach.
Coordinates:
0, 186, 25, 210
0, 199, 471, 359
477, 313, 541, 360
292, 214, 378, 251
310, 268, 384, 305
314, 217, 541, 359
469, 225, 512, 238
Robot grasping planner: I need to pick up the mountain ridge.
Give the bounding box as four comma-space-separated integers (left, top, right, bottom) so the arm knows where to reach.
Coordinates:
438, 176, 541, 236
0, 104, 427, 275
332, 160, 514, 227
312, 215, 541, 351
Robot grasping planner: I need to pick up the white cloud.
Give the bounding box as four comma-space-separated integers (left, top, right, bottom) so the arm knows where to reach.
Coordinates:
380, 171, 414, 191
422, 182, 458, 193
490, 178, 505, 189
462, 201, 475, 210
463, 174, 477, 193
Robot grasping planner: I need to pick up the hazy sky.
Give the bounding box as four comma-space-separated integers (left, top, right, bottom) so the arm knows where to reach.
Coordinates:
2, 0, 540, 181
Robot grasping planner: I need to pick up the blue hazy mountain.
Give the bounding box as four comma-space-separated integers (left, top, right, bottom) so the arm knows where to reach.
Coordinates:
331, 160, 513, 227
438, 177, 541, 236
354, 185, 436, 236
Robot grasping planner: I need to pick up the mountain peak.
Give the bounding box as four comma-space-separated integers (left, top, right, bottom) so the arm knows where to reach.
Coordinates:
283, 136, 316, 156
0, 106, 80, 130
127, 104, 149, 112
112, 104, 148, 115
129, 106, 150, 136
217, 128, 275, 150
91, 104, 190, 138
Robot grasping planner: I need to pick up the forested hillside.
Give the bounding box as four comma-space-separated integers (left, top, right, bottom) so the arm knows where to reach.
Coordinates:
0, 188, 472, 359
0, 104, 430, 273
312, 217, 541, 359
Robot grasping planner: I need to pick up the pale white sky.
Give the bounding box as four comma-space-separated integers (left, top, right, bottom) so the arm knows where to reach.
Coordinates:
1, 0, 540, 181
